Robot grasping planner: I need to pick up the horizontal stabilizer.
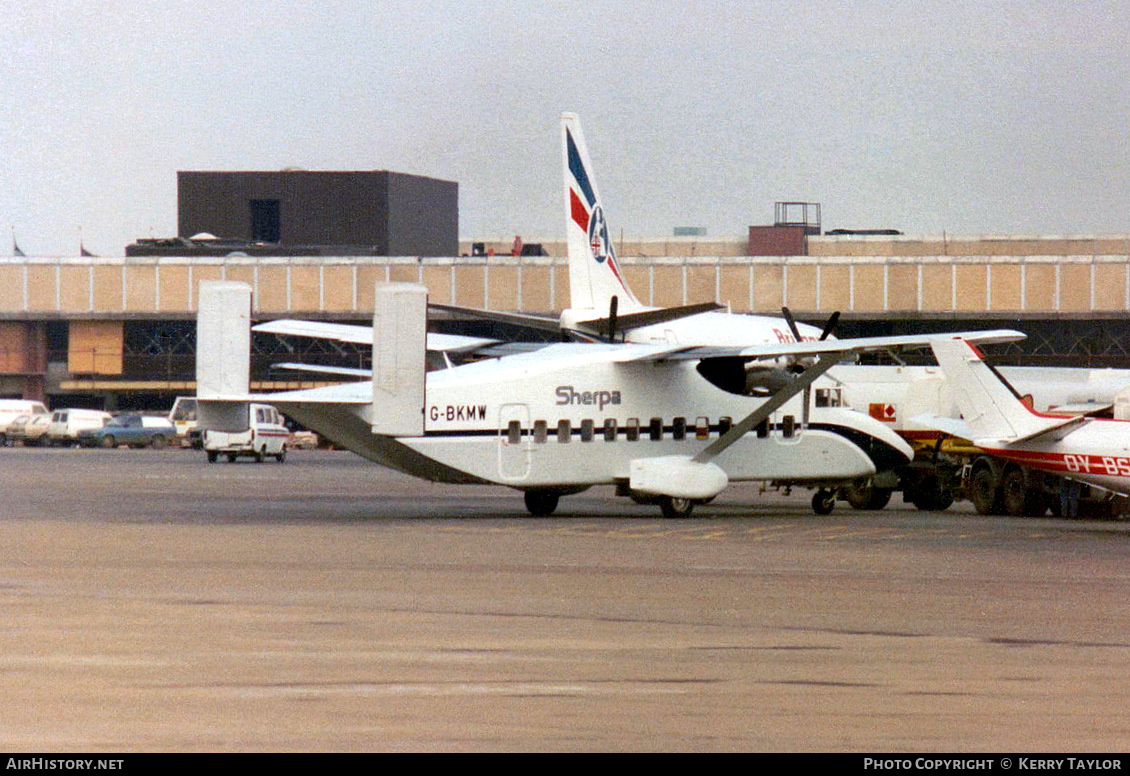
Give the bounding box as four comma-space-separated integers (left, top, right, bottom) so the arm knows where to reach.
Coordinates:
273, 362, 372, 378
1010, 414, 1090, 444
908, 413, 974, 441
254, 319, 499, 354
571, 302, 725, 334
429, 303, 562, 334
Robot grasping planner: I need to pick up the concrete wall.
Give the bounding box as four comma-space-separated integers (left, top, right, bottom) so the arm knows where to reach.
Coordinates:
461, 234, 1130, 260
4, 254, 1130, 318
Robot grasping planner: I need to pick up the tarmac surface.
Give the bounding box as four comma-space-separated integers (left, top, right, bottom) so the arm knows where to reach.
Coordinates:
3, 446, 1130, 752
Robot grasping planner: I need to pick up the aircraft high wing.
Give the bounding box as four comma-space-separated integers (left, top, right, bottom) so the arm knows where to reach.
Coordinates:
199, 279, 1023, 517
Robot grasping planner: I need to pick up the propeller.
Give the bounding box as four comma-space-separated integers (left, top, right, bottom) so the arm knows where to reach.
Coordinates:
781, 306, 840, 342
778, 307, 840, 427
606, 295, 619, 342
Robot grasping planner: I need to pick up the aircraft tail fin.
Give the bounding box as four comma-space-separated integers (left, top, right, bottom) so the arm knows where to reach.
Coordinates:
929, 338, 1075, 444
371, 283, 427, 436
196, 281, 252, 432
562, 112, 643, 314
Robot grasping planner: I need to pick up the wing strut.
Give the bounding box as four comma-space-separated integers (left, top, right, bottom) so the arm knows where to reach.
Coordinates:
692, 353, 841, 464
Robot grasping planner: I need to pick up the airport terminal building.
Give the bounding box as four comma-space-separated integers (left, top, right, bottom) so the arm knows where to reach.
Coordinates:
3, 175, 1130, 409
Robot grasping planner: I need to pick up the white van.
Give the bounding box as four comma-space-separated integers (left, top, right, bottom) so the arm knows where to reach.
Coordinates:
169, 396, 199, 446
203, 403, 289, 462
0, 399, 49, 444
46, 408, 112, 446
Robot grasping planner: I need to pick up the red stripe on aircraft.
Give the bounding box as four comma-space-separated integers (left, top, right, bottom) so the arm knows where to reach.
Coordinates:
980, 447, 1130, 479
570, 189, 590, 231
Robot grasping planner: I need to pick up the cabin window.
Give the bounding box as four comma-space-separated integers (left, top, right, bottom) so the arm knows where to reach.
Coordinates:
603, 418, 617, 441
816, 388, 842, 408
782, 414, 795, 438
625, 417, 640, 441
507, 419, 522, 445
719, 416, 732, 435
673, 417, 687, 441
557, 419, 571, 443
580, 419, 594, 442
649, 417, 663, 441
695, 416, 709, 440
533, 420, 548, 444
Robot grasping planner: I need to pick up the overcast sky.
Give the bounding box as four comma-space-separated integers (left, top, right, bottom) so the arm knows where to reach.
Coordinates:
3, 0, 1129, 256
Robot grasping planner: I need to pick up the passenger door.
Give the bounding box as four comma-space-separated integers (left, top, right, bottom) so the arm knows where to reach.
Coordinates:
497, 403, 531, 481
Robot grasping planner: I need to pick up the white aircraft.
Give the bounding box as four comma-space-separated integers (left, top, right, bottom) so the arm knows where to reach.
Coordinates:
917, 338, 1130, 510
541, 114, 1130, 512
432, 113, 831, 395
199, 280, 1022, 517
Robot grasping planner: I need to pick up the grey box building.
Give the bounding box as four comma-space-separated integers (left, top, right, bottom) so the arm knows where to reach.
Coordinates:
174, 170, 458, 256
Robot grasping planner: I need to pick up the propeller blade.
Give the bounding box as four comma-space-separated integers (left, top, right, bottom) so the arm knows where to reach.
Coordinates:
607, 295, 619, 342
819, 311, 840, 341
781, 306, 802, 342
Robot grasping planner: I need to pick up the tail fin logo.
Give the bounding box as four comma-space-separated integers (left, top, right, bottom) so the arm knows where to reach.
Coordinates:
588, 205, 611, 264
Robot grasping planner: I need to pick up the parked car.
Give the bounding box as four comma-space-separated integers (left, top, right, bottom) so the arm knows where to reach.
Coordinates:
7, 413, 52, 446
287, 430, 320, 449
204, 403, 288, 462
0, 400, 49, 444
78, 414, 177, 449
46, 409, 112, 446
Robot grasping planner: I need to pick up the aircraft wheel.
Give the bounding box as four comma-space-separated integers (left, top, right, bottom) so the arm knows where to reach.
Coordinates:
524, 490, 559, 517
970, 468, 1002, 515
659, 496, 694, 519
812, 489, 836, 515
845, 480, 892, 510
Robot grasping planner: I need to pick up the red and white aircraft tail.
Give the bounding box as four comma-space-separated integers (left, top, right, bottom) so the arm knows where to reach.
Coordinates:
926, 337, 1130, 496
930, 338, 1086, 445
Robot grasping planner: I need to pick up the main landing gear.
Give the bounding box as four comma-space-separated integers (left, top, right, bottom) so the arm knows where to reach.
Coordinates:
811, 489, 836, 515
659, 496, 695, 519
523, 490, 560, 517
